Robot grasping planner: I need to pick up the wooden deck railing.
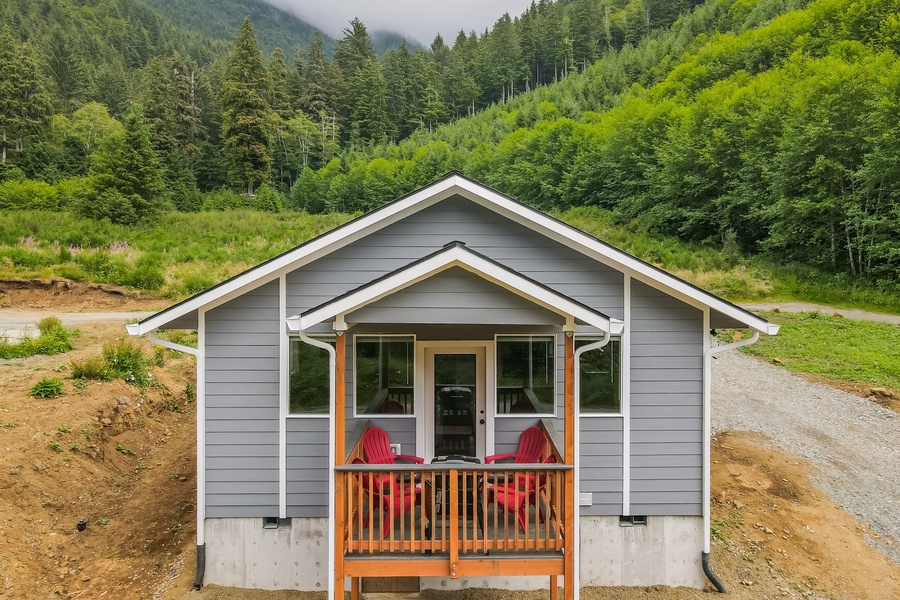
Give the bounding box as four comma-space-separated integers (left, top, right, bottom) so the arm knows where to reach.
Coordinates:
337, 462, 570, 556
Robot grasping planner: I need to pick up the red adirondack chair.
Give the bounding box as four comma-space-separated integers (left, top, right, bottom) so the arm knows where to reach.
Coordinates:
483, 455, 556, 532
484, 425, 545, 465
352, 457, 422, 538
362, 426, 424, 465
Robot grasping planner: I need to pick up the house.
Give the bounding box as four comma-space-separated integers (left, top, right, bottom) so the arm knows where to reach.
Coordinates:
128, 173, 778, 599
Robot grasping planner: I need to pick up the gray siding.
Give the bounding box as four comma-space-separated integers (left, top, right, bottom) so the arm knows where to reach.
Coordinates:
286, 196, 624, 319
206, 282, 280, 517
348, 267, 563, 326
286, 418, 329, 516
629, 281, 703, 516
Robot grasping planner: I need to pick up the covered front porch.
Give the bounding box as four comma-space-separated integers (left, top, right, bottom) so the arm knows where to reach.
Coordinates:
285, 241, 621, 600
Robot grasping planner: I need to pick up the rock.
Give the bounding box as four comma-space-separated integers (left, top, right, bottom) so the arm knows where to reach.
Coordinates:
116, 396, 130, 406
832, 312, 843, 318
772, 357, 784, 365
868, 387, 895, 399
100, 418, 112, 426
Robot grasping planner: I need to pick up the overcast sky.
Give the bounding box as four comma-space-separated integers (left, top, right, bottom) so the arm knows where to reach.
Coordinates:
262, 0, 535, 45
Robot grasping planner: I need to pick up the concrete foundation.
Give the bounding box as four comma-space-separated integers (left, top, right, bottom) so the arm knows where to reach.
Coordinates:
579, 516, 705, 588
202, 515, 705, 591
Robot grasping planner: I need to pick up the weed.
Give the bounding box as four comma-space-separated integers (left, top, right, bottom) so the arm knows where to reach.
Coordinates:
70, 355, 110, 381
80, 427, 92, 441
0, 423, 16, 428
135, 463, 152, 473
185, 382, 196, 403
57, 423, 71, 433
102, 340, 150, 386
168, 522, 183, 534
69, 442, 80, 451
30, 377, 64, 398
116, 442, 135, 456
95, 517, 109, 526
47, 440, 62, 453
0, 318, 73, 359
151, 346, 166, 367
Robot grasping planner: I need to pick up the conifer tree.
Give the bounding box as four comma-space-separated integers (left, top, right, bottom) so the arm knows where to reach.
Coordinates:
0, 27, 51, 168
220, 17, 270, 195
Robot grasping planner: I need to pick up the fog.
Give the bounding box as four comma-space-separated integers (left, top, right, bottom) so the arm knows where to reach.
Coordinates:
262, 0, 535, 45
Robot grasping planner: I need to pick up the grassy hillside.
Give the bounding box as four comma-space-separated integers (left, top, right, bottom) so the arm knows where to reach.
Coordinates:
1, 207, 897, 314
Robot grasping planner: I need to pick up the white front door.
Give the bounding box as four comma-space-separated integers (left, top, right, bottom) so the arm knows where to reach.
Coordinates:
418, 342, 493, 462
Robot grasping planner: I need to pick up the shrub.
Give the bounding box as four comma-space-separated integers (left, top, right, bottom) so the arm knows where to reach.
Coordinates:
0, 318, 73, 359
70, 355, 110, 381
102, 340, 150, 386
31, 377, 64, 398
0, 180, 59, 210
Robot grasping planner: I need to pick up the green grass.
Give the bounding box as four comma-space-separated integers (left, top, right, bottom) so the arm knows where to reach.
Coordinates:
742, 312, 900, 391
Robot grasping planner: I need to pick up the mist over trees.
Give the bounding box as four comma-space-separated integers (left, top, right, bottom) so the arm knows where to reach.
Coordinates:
0, 0, 898, 290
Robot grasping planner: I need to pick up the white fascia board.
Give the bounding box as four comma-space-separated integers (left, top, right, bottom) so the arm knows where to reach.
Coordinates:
450, 178, 777, 335
294, 245, 611, 333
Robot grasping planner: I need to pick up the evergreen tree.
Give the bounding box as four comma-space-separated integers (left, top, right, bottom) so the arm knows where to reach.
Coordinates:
349, 59, 387, 144
0, 27, 51, 168
88, 109, 164, 224
287, 44, 306, 111
43, 26, 91, 112
220, 17, 271, 195
267, 47, 292, 121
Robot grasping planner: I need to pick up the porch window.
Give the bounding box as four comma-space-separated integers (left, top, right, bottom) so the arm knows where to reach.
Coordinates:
576, 337, 621, 414
496, 335, 555, 415
354, 335, 415, 415
289, 336, 335, 414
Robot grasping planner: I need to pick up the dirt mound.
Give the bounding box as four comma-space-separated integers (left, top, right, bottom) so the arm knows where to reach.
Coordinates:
0, 313, 196, 599
0, 278, 166, 311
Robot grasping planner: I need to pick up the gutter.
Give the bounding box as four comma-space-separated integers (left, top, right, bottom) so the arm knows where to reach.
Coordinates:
297, 328, 337, 600
572, 329, 611, 600
702, 330, 760, 593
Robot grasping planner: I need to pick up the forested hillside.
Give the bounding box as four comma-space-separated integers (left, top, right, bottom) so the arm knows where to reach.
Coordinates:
0, 0, 898, 293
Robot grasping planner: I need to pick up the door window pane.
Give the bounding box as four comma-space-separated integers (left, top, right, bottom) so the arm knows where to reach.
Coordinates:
355, 336, 415, 415
289, 336, 334, 414
577, 337, 621, 414
496, 336, 555, 414
434, 354, 476, 456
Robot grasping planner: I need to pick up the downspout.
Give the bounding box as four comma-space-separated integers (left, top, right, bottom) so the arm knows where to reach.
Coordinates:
298, 329, 337, 600
572, 330, 610, 600
702, 331, 759, 593
147, 329, 206, 590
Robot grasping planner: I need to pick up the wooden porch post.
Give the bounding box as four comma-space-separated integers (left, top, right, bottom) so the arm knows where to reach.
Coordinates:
564, 332, 575, 600
334, 332, 347, 600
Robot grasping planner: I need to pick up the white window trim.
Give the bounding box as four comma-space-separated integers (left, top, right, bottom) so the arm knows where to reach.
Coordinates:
493, 334, 558, 419
285, 333, 335, 419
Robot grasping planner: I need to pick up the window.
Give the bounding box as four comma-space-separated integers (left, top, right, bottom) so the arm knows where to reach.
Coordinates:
355, 335, 415, 415
577, 337, 621, 414
496, 335, 555, 414
289, 336, 334, 415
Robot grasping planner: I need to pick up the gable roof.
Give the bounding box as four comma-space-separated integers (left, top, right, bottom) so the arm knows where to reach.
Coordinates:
128, 172, 777, 336
288, 241, 620, 334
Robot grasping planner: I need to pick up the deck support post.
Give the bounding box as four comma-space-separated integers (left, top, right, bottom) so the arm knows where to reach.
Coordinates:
550, 574, 558, 600
334, 332, 347, 600
563, 333, 576, 600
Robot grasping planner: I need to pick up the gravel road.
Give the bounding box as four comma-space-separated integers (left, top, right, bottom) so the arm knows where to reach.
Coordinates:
0, 310, 156, 340
712, 347, 900, 563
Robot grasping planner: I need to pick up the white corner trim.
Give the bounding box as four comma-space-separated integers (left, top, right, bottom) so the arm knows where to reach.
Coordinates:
279, 275, 288, 519
622, 274, 631, 517
196, 309, 206, 545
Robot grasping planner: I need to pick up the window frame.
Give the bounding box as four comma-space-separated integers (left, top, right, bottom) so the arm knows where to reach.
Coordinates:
286, 334, 335, 417
352, 333, 417, 418
576, 334, 623, 417
493, 334, 558, 418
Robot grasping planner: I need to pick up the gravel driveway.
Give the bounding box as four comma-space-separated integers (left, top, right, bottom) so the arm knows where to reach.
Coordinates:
712, 347, 900, 563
